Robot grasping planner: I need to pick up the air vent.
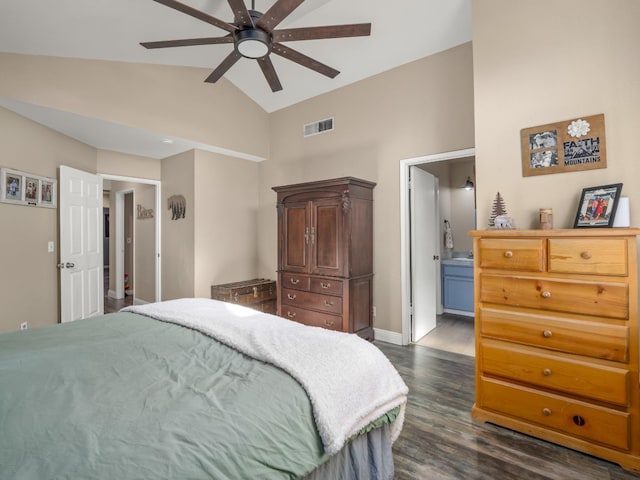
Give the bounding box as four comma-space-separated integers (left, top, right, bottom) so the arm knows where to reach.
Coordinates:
304, 117, 334, 137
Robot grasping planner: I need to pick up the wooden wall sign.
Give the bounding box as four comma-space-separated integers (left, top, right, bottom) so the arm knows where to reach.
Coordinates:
520, 113, 606, 177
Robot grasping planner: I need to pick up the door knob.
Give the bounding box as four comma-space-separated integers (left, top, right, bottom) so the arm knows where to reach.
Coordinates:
65, 262, 75, 268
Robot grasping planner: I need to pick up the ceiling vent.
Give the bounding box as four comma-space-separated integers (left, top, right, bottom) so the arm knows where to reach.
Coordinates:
304, 117, 334, 137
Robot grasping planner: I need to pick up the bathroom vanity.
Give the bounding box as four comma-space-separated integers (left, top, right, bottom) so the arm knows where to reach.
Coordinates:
442, 257, 474, 315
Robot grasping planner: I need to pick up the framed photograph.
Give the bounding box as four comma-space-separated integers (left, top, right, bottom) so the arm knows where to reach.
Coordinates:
1, 168, 25, 204
39, 178, 57, 208
573, 183, 623, 228
521, 113, 606, 177
0, 167, 57, 208
24, 176, 39, 204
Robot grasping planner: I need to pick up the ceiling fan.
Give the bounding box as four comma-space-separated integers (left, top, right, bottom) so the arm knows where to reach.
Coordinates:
140, 0, 372, 92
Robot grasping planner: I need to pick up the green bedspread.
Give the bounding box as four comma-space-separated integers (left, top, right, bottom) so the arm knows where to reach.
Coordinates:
0, 312, 328, 479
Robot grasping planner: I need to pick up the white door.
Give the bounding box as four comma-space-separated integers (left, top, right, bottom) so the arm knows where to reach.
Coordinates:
409, 166, 438, 341
59, 166, 104, 322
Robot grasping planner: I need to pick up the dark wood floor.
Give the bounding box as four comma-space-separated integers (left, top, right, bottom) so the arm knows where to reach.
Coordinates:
375, 341, 640, 479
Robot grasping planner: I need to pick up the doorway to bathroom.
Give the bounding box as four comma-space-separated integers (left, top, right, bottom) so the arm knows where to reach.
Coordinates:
400, 147, 476, 354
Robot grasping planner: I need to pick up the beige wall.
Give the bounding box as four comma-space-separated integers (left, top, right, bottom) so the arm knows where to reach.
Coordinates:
473, 0, 640, 230
259, 43, 475, 333
98, 150, 161, 181
0, 107, 96, 333
193, 151, 260, 297
161, 151, 195, 300
0, 53, 270, 160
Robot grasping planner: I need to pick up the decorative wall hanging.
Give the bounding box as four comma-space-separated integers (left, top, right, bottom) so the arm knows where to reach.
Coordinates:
168, 194, 186, 220
137, 204, 154, 219
573, 183, 622, 228
520, 113, 606, 177
0, 167, 57, 208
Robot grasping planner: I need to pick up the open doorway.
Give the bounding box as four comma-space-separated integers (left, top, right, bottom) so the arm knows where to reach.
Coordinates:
400, 147, 476, 353
101, 174, 161, 313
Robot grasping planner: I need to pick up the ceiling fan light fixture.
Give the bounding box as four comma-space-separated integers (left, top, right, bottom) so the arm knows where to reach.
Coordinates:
235, 29, 271, 59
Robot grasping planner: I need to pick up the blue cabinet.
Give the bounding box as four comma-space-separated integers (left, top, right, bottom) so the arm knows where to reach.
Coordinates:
442, 261, 474, 314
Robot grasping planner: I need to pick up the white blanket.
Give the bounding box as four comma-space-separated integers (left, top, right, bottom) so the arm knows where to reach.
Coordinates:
123, 298, 408, 455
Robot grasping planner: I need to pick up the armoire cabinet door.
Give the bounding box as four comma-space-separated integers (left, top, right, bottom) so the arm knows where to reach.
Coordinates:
283, 202, 309, 273
311, 198, 343, 276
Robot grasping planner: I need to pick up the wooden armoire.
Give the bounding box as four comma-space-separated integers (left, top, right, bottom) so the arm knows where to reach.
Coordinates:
273, 177, 376, 340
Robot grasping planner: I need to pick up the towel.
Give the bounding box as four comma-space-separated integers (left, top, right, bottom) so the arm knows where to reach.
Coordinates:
444, 220, 454, 250
123, 298, 408, 455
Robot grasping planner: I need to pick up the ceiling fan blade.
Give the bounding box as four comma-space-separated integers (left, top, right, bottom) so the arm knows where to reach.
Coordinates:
141, 36, 233, 49
272, 43, 339, 78
273, 23, 371, 42
257, 56, 283, 92
256, 0, 304, 32
205, 50, 242, 83
227, 0, 254, 28
151, 0, 236, 33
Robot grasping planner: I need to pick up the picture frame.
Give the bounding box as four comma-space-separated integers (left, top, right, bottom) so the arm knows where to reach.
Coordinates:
573, 183, 622, 228
521, 113, 607, 177
0, 167, 57, 208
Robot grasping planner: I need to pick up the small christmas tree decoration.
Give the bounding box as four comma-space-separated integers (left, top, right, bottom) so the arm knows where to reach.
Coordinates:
489, 192, 508, 227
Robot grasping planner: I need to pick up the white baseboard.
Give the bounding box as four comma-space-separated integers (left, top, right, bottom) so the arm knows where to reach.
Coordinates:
134, 297, 150, 306
373, 328, 404, 345
107, 289, 119, 299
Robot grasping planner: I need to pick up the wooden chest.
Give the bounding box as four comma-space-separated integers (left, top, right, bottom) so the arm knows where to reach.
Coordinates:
470, 228, 640, 472
210, 278, 277, 315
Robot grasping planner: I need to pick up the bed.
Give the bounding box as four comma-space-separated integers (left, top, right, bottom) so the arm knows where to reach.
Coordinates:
0, 298, 408, 479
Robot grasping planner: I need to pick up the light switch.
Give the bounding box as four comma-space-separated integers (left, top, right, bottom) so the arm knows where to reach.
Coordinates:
48, 241, 55, 253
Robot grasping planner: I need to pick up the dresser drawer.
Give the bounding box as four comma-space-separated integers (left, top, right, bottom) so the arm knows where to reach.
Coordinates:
281, 274, 310, 291
480, 274, 629, 319
479, 307, 629, 362
478, 238, 546, 272
479, 377, 630, 451
282, 288, 342, 314
549, 238, 628, 276
280, 305, 342, 331
310, 277, 343, 296
481, 340, 630, 406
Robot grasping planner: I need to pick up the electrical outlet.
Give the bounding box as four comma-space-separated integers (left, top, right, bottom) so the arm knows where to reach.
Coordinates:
20, 322, 28, 330
372, 306, 377, 317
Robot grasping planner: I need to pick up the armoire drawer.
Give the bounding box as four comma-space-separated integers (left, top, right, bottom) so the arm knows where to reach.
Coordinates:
310, 277, 343, 296
281, 274, 310, 291
480, 274, 629, 319
479, 377, 631, 451
549, 238, 628, 276
480, 340, 630, 406
280, 305, 342, 331
479, 307, 629, 362
282, 288, 342, 314
478, 238, 546, 272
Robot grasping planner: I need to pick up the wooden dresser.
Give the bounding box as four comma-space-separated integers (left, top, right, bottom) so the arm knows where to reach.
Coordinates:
470, 228, 640, 472
273, 177, 375, 340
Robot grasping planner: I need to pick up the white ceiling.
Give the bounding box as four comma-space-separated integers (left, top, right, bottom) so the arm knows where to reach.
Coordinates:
0, 0, 472, 159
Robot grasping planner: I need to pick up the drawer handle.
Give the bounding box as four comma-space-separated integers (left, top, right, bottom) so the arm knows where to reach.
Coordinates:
541, 291, 551, 299
543, 368, 552, 377
542, 329, 553, 338
324, 300, 334, 306
581, 251, 592, 260
320, 282, 331, 289
504, 250, 513, 258
287, 311, 296, 318
324, 320, 334, 327
290, 278, 300, 285
542, 408, 552, 417
253, 286, 258, 298
287, 293, 297, 300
